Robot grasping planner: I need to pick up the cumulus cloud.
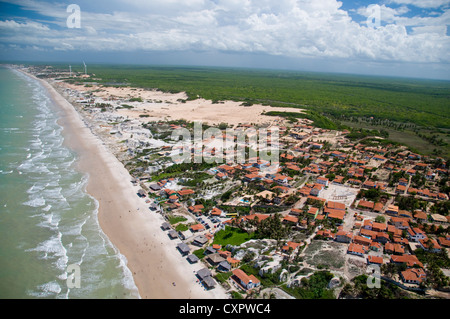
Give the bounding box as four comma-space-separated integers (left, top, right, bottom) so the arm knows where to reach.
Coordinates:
356, 4, 410, 24
0, 0, 449, 64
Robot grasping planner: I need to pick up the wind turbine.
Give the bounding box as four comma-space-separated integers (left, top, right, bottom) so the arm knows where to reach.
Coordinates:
82, 60, 87, 75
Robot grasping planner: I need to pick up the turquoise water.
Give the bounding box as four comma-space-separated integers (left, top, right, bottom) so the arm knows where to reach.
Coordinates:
0, 67, 140, 298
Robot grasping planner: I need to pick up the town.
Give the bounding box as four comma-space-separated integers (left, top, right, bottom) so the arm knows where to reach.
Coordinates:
33, 65, 450, 299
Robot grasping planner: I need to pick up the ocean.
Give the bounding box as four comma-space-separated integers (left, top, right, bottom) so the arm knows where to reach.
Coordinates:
0, 66, 140, 298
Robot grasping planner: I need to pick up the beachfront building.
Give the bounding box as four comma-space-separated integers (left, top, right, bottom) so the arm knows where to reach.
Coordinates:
196, 268, 217, 290
232, 268, 261, 291
176, 243, 190, 256
187, 254, 199, 264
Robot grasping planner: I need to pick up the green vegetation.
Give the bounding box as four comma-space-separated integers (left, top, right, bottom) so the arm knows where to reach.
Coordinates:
175, 223, 189, 232
238, 263, 279, 287
375, 215, 386, 223
414, 248, 450, 289
166, 215, 189, 232
340, 119, 450, 159
168, 215, 187, 225
53, 63, 449, 157
192, 248, 205, 259
253, 213, 291, 241
282, 271, 335, 299
340, 275, 412, 299
346, 128, 389, 140
357, 188, 384, 202
215, 271, 233, 283
213, 226, 255, 246
58, 64, 449, 129
220, 189, 234, 202
180, 172, 211, 187
264, 110, 339, 130
151, 161, 217, 182
415, 248, 450, 269
395, 195, 428, 212
430, 200, 450, 216
35, 63, 450, 299
230, 291, 243, 299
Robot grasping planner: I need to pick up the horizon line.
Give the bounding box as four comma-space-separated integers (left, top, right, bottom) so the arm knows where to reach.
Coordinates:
2, 60, 450, 83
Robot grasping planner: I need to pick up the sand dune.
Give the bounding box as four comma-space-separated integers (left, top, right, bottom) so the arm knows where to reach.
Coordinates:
61, 83, 304, 126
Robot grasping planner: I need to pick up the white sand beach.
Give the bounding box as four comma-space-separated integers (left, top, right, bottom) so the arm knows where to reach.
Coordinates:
20, 70, 229, 299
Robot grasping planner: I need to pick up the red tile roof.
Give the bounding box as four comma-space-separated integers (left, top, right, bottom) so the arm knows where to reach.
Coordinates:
401, 268, 426, 283
283, 215, 299, 224
390, 255, 423, 268
326, 209, 346, 220
232, 268, 260, 286
241, 213, 271, 222
348, 243, 366, 255
367, 255, 383, 264
326, 201, 346, 210
178, 189, 195, 196
190, 223, 205, 231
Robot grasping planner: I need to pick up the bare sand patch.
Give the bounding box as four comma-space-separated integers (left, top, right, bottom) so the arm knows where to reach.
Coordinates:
59, 82, 305, 126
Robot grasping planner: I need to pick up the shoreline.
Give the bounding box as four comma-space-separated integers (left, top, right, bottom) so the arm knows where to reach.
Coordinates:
17, 68, 228, 299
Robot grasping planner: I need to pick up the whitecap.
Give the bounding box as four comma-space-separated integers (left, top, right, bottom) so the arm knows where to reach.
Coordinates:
28, 281, 62, 298
23, 197, 46, 208
27, 183, 46, 194
27, 232, 68, 272
116, 251, 139, 294
37, 212, 61, 230
43, 187, 63, 200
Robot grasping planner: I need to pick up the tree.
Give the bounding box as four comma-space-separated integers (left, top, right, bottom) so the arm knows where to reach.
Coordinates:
375, 215, 386, 223
255, 213, 290, 241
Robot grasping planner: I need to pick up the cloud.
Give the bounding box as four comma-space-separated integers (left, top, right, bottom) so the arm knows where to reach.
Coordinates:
411, 24, 448, 35
388, 0, 450, 9
0, 0, 449, 65
356, 4, 410, 24
0, 19, 50, 32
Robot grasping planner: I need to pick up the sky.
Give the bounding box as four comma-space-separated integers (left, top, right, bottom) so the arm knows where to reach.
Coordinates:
0, 0, 449, 79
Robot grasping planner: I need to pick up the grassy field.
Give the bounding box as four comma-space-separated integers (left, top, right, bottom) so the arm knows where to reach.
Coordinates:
213, 226, 255, 246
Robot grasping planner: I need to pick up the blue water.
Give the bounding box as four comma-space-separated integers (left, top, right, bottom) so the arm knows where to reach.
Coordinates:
0, 67, 140, 298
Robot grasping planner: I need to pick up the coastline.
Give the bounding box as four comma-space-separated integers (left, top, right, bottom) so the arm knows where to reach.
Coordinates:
17, 69, 228, 299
